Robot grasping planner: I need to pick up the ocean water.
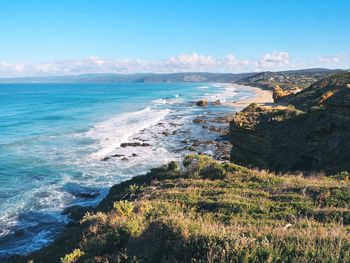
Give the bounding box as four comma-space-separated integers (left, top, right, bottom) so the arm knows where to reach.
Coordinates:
0, 82, 252, 257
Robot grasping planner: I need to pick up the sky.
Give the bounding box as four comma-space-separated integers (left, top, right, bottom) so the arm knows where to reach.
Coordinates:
0, 0, 349, 77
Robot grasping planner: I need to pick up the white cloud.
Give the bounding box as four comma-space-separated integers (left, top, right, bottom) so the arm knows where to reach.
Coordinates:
0, 62, 25, 76
223, 54, 251, 68
257, 51, 290, 69
0, 51, 348, 77
163, 53, 217, 70
0, 53, 241, 76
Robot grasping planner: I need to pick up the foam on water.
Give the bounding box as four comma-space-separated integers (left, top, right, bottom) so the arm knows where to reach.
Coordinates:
86, 107, 171, 158
0, 82, 254, 258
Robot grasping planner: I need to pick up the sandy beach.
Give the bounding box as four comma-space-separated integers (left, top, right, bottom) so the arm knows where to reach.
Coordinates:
229, 84, 274, 109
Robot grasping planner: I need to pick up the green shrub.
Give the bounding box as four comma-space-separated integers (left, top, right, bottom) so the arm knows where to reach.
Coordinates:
61, 249, 84, 263
113, 200, 134, 218
167, 161, 180, 172
200, 163, 227, 180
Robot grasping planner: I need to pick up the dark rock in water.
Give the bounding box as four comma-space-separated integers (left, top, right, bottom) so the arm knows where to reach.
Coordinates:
209, 125, 226, 134
63, 205, 94, 221
101, 153, 125, 161
120, 142, 151, 147
101, 156, 111, 161
121, 157, 129, 161
193, 117, 207, 124
112, 154, 125, 158
196, 99, 208, 106
75, 192, 99, 199
63, 183, 100, 199
131, 153, 138, 157
162, 131, 169, 136
211, 99, 221, 105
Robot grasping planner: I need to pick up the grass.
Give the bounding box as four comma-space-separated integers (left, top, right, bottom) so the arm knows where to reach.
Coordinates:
18, 155, 350, 263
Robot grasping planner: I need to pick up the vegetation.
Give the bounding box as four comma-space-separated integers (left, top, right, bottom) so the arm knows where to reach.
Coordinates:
19, 155, 350, 263
237, 69, 342, 93
230, 73, 350, 174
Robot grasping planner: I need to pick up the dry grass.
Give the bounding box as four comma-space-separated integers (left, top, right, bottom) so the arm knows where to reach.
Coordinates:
21, 155, 350, 263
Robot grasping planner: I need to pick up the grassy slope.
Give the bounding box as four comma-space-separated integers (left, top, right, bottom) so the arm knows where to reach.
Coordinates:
20, 155, 350, 263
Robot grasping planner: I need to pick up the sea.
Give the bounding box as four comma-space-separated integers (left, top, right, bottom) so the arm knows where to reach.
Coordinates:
0, 82, 253, 257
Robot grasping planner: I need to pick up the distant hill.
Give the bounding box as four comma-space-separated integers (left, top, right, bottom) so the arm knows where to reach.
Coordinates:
237, 68, 346, 91
0, 72, 255, 84
0, 69, 346, 84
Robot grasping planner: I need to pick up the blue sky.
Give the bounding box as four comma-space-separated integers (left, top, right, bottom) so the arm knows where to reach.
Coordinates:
0, 0, 349, 76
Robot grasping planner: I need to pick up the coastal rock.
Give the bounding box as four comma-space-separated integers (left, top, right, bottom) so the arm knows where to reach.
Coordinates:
63, 205, 94, 221
211, 99, 221, 105
101, 156, 111, 161
101, 154, 125, 161
213, 115, 234, 123
120, 142, 151, 147
196, 99, 208, 106
273, 85, 294, 101
112, 154, 125, 158
193, 117, 207, 124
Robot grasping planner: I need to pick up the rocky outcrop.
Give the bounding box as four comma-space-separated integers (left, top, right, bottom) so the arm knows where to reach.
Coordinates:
272, 85, 296, 101
120, 142, 151, 147
196, 99, 208, 106
230, 103, 350, 174
211, 99, 221, 105
229, 73, 350, 174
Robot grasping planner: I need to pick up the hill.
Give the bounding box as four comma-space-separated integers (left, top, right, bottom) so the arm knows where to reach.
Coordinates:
15, 155, 350, 262
0, 69, 344, 84
229, 72, 350, 174
0, 72, 254, 84
237, 68, 345, 92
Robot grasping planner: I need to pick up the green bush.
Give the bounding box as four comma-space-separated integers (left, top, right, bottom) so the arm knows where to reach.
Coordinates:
200, 163, 227, 180
61, 249, 84, 263
113, 200, 134, 218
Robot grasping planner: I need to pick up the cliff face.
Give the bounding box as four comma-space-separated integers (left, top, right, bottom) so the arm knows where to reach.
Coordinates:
230, 72, 350, 174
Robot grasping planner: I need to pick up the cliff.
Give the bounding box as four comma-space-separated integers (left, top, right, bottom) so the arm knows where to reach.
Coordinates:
230, 72, 350, 174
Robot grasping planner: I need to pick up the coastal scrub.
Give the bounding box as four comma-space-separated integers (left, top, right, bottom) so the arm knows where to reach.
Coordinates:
18, 155, 350, 263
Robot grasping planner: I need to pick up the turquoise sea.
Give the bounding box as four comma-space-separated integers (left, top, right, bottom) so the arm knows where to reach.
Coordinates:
0, 82, 252, 256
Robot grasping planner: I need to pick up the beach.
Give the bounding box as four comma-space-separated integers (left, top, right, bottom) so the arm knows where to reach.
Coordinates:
229, 84, 274, 109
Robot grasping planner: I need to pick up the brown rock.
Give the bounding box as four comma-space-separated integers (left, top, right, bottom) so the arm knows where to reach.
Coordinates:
196, 99, 208, 106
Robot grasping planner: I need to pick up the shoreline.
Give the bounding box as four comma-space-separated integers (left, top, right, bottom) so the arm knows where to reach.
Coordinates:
10, 83, 269, 260
229, 84, 274, 109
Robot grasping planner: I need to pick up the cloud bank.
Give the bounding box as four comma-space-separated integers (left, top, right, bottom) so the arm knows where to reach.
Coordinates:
0, 51, 348, 77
